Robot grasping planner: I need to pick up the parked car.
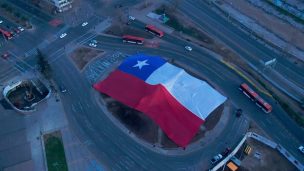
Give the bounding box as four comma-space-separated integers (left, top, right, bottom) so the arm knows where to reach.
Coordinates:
18, 26, 24, 32
128, 15, 135, 21
185, 46, 192, 51
1, 53, 9, 59
60, 33, 67, 38
236, 108, 243, 117
59, 85, 67, 93
89, 43, 97, 47
221, 147, 231, 157
299, 146, 304, 154
81, 22, 88, 27
14, 28, 21, 34
211, 154, 223, 165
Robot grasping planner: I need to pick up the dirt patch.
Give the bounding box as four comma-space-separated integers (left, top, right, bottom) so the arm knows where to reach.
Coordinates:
236, 139, 297, 171
43, 130, 62, 142
101, 94, 158, 144
70, 47, 104, 71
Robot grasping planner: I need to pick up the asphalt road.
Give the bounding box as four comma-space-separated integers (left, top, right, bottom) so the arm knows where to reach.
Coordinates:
27, 22, 249, 169
1, 3, 304, 169
39, 28, 303, 170
128, 19, 304, 154
174, 0, 304, 100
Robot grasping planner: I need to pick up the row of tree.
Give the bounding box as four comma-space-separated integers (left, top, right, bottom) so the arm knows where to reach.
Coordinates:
36, 49, 52, 80
0, 3, 30, 24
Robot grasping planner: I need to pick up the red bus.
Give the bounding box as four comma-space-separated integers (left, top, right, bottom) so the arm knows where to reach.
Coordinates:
145, 25, 164, 37
0, 28, 13, 40
239, 83, 272, 113
239, 83, 258, 101
122, 35, 144, 44
255, 96, 272, 113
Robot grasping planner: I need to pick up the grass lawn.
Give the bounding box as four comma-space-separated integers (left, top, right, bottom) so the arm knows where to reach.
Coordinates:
44, 136, 68, 171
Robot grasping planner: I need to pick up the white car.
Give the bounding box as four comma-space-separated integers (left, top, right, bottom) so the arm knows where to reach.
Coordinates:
128, 16, 135, 21
211, 154, 223, 165
0, 20, 3, 24
60, 33, 67, 38
185, 46, 192, 51
89, 43, 97, 47
18, 26, 24, 31
299, 146, 304, 154
81, 22, 88, 27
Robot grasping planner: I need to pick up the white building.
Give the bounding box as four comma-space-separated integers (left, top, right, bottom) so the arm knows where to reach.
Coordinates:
46, 0, 73, 13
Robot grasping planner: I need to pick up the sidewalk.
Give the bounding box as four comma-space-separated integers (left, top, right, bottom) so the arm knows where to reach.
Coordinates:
25, 90, 105, 171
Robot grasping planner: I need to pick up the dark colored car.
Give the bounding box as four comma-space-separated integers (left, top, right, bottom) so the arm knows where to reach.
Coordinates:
236, 108, 243, 117
1, 53, 9, 59
14, 28, 21, 34
221, 147, 231, 157
211, 154, 223, 165
59, 85, 67, 93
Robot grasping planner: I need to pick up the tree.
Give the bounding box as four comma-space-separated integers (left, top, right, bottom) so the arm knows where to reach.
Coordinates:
36, 49, 52, 80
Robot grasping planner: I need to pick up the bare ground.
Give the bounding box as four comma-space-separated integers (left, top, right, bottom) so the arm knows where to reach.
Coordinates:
237, 139, 297, 171
234, 122, 297, 171
70, 47, 104, 71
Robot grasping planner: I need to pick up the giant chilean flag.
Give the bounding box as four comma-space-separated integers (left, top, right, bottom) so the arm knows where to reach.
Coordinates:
94, 54, 226, 147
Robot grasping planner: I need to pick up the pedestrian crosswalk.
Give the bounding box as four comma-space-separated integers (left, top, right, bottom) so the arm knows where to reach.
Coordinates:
0, 66, 19, 83
24, 48, 38, 58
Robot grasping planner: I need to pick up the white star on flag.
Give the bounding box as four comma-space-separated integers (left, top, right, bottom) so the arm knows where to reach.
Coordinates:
133, 60, 149, 69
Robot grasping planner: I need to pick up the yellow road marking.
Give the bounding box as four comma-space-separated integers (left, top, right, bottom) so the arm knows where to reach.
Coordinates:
221, 60, 272, 98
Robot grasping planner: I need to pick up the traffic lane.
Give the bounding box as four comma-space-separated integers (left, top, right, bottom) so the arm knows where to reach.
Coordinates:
276, 63, 304, 89
96, 40, 304, 156
42, 17, 100, 55
203, 0, 304, 84
50, 42, 248, 169
51, 56, 175, 170
47, 33, 302, 168
9, 0, 53, 22
181, 0, 304, 86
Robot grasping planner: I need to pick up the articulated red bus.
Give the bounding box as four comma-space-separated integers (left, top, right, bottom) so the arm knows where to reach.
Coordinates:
122, 35, 144, 44
0, 28, 13, 40
239, 83, 258, 101
239, 83, 272, 113
255, 96, 272, 113
145, 25, 164, 37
